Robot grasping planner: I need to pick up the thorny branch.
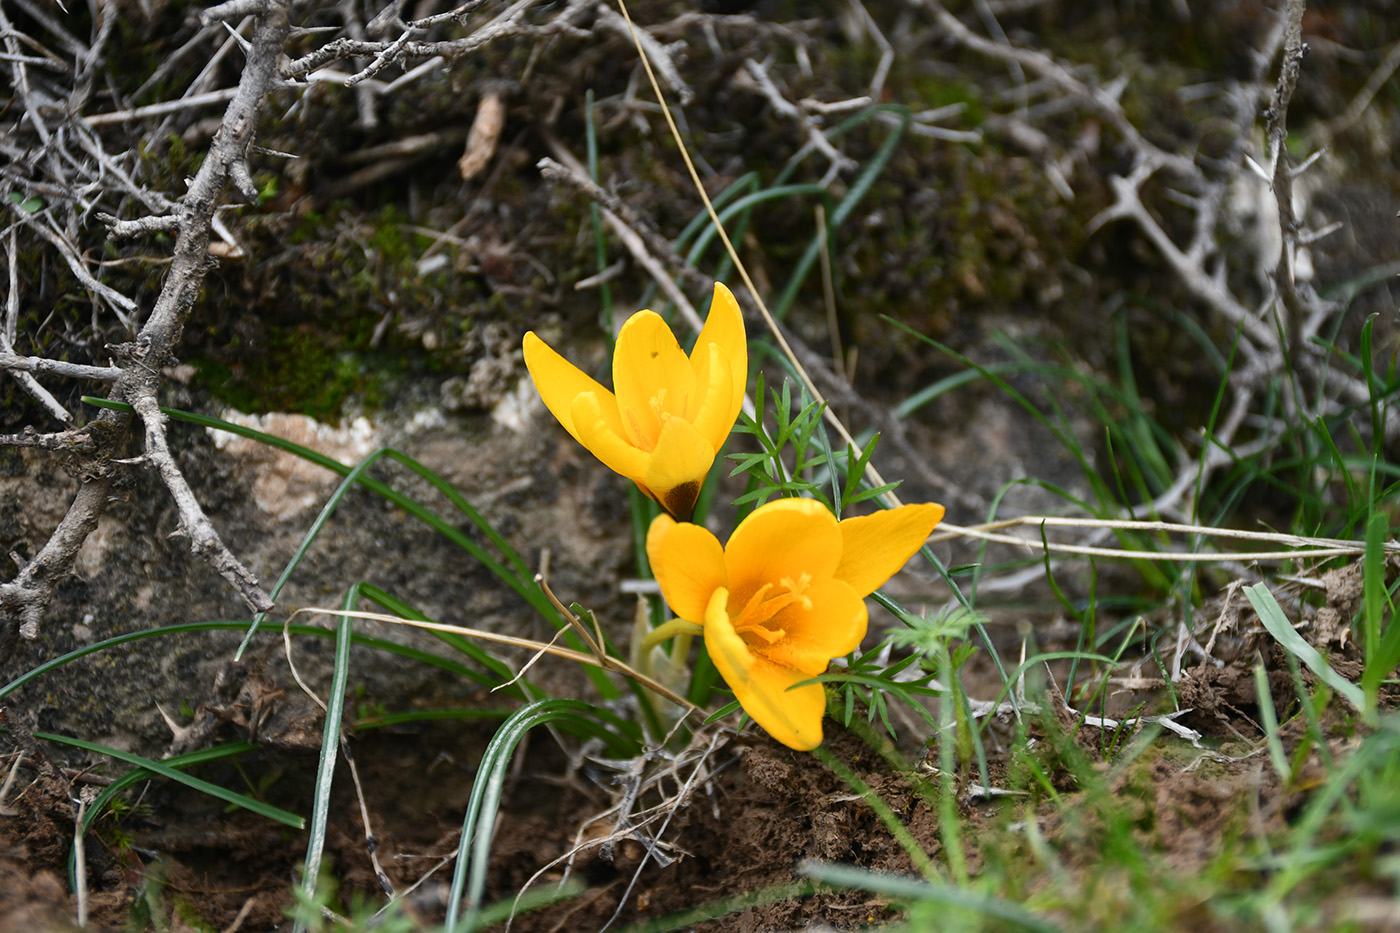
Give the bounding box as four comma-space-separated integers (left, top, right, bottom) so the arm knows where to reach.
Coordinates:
1, 0, 633, 659
280, 0, 593, 81
924, 0, 1399, 547
0, 0, 295, 654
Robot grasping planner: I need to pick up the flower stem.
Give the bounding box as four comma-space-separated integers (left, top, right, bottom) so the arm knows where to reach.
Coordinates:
639, 618, 703, 658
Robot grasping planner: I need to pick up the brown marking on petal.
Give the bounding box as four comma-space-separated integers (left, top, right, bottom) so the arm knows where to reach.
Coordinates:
661, 480, 701, 522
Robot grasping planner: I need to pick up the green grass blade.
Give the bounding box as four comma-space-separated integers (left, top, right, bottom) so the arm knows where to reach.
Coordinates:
1245, 583, 1365, 712
1360, 314, 1381, 445
798, 860, 1059, 932
446, 698, 640, 932
353, 708, 512, 730
892, 361, 1023, 420
68, 741, 258, 889
810, 744, 941, 883
0, 620, 512, 704
682, 183, 829, 270
30, 732, 301, 828
1254, 662, 1290, 782
356, 584, 528, 698
1362, 511, 1385, 670
1361, 511, 1400, 709
981, 650, 1117, 714
83, 400, 541, 607
615, 881, 815, 933
294, 583, 358, 933
82, 399, 616, 696
771, 106, 910, 319
466, 877, 588, 931
671, 172, 760, 254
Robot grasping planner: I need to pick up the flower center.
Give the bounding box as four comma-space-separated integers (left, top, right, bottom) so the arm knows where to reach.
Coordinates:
623, 388, 690, 453
729, 573, 813, 646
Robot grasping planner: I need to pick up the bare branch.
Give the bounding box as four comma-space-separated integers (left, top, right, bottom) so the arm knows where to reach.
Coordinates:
923, 0, 1197, 178
0, 477, 112, 661
1, 234, 71, 423
1088, 160, 1276, 349
81, 87, 241, 127
96, 213, 182, 241
340, 0, 380, 125
228, 159, 259, 203
1312, 35, 1400, 151
6, 203, 139, 327
0, 354, 120, 382
129, 392, 274, 614
0, 428, 97, 453
281, 0, 591, 79
0, 0, 291, 651
595, 4, 693, 105
538, 155, 681, 292
741, 57, 855, 178
201, 0, 269, 26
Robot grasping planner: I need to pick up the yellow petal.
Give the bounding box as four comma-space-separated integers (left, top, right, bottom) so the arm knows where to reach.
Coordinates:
834, 503, 946, 597
613, 311, 696, 450
646, 514, 726, 624
724, 498, 841, 609
705, 589, 827, 751
570, 391, 649, 484
762, 578, 868, 675
643, 414, 714, 521
690, 283, 747, 426
522, 332, 622, 441
687, 343, 735, 451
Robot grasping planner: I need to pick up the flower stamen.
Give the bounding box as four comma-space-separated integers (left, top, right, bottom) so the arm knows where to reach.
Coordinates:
727, 573, 816, 646
779, 573, 813, 610
625, 407, 656, 451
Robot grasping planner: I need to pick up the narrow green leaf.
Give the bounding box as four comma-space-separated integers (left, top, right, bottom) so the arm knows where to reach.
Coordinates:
702, 699, 741, 725
1245, 583, 1365, 712
32, 732, 301, 828
1254, 662, 1290, 781
1362, 512, 1400, 705
446, 699, 638, 932
295, 584, 358, 932
798, 860, 1060, 932
67, 742, 258, 890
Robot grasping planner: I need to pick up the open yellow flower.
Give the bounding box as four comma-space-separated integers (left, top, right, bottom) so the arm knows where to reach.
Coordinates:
646, 497, 945, 750
522, 283, 746, 521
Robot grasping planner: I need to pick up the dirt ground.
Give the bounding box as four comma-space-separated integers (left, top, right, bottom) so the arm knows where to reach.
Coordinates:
0, 678, 1385, 932
1, 562, 1391, 933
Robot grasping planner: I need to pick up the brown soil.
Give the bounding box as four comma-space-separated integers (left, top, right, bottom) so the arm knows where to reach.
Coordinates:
0, 675, 1380, 932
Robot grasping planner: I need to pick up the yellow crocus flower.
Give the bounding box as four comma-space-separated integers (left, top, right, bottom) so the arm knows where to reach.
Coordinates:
646, 497, 945, 750
523, 283, 746, 521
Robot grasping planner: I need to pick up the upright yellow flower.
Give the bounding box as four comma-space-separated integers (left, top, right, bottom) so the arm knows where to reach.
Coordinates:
646, 497, 945, 750
523, 282, 746, 521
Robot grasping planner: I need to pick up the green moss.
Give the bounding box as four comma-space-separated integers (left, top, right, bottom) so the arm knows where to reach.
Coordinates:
907, 74, 986, 127
191, 343, 382, 421
186, 201, 502, 418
